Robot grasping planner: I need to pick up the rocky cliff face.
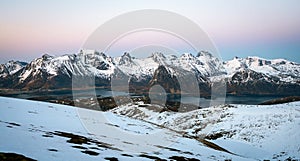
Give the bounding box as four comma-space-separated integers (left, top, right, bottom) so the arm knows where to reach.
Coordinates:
149, 65, 180, 94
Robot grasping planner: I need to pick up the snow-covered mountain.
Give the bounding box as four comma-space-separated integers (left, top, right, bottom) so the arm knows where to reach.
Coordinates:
223, 56, 300, 95
114, 51, 224, 78
0, 50, 299, 95
18, 50, 115, 80
0, 60, 27, 78
0, 50, 223, 91
0, 60, 27, 88
224, 56, 300, 83
7, 50, 115, 89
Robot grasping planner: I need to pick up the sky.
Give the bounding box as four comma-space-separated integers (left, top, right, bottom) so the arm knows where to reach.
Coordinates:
0, 0, 300, 63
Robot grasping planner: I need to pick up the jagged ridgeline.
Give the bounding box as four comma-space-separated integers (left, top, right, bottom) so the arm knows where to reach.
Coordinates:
0, 50, 300, 97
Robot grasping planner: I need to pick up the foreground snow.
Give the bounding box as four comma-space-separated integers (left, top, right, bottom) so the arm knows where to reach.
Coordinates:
111, 101, 300, 160
0, 97, 253, 161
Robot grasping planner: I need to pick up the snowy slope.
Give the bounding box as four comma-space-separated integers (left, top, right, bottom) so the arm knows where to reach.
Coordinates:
0, 96, 254, 161
111, 101, 300, 160
208, 103, 300, 160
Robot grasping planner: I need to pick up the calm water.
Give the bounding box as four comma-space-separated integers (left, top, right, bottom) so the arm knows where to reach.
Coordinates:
177, 95, 282, 107
9, 89, 282, 106
10, 89, 128, 99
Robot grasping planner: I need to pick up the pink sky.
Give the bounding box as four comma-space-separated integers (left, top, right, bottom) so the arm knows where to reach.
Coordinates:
1, 0, 300, 63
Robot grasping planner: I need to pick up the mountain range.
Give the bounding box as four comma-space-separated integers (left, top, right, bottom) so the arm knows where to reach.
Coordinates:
0, 49, 299, 96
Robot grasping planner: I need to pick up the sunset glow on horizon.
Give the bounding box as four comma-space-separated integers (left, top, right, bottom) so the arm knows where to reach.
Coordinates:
1, 0, 300, 63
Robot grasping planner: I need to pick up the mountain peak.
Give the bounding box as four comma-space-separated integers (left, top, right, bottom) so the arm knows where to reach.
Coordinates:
196, 51, 213, 57
151, 52, 165, 58
118, 52, 133, 65
246, 56, 265, 61
150, 52, 166, 64
122, 52, 131, 58
0, 50, 299, 95
181, 53, 194, 58
79, 49, 97, 55
42, 54, 54, 61
0, 60, 27, 76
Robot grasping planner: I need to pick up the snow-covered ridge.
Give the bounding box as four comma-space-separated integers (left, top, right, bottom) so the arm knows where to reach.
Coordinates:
0, 50, 299, 92
0, 50, 226, 90
111, 101, 300, 160
11, 49, 224, 80
20, 50, 115, 80
224, 56, 300, 83
3, 50, 298, 83
113, 50, 225, 78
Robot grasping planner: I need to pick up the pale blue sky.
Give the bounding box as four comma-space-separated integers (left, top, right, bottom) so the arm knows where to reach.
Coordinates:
0, 0, 300, 63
